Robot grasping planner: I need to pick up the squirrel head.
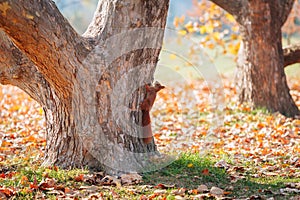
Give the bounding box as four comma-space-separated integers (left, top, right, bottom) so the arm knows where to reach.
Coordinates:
154, 81, 165, 91
145, 81, 165, 92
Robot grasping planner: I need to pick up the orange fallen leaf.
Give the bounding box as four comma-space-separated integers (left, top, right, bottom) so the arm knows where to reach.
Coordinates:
187, 163, 194, 168
0, 187, 15, 197
20, 175, 29, 185
74, 174, 85, 182
201, 168, 210, 175
0, 173, 5, 178
154, 183, 175, 189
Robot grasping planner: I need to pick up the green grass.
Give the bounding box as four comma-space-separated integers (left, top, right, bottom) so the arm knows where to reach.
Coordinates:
143, 153, 300, 199
0, 158, 89, 198
143, 153, 228, 189
1, 152, 300, 199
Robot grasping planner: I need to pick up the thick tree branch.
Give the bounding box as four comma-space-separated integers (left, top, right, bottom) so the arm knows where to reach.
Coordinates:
283, 43, 300, 67
277, 0, 295, 26
0, 31, 51, 105
83, 0, 108, 37
209, 0, 246, 24
84, 0, 170, 39
0, 0, 91, 96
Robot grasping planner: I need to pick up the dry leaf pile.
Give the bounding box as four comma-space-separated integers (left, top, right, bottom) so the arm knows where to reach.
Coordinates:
0, 76, 299, 199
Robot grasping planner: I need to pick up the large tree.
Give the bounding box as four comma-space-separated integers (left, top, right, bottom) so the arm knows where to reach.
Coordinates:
0, 0, 170, 173
210, 0, 300, 117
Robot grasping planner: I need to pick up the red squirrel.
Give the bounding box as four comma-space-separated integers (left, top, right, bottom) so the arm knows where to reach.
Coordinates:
140, 82, 165, 144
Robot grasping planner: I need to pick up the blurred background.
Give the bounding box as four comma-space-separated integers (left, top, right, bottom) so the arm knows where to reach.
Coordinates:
54, 0, 192, 34
53, 0, 300, 84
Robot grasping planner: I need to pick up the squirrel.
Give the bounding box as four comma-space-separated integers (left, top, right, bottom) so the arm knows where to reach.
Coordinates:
140, 81, 165, 144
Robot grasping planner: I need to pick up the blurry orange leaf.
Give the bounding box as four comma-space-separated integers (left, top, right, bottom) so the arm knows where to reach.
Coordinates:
0, 173, 5, 178
0, 187, 15, 197
20, 175, 29, 185
154, 183, 175, 189
23, 135, 37, 143
212, 32, 220, 41
228, 42, 240, 55
30, 182, 38, 190
232, 25, 239, 32
206, 25, 214, 34
178, 30, 187, 36
230, 34, 238, 40
185, 21, 194, 33
169, 54, 177, 60
187, 163, 194, 168
225, 13, 235, 22
201, 168, 210, 175
207, 43, 215, 49
199, 26, 206, 34
1, 141, 12, 147
74, 174, 85, 182
261, 148, 271, 155
173, 15, 185, 28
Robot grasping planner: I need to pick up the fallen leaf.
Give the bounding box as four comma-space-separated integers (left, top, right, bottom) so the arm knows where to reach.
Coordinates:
197, 184, 209, 193
120, 173, 142, 185
74, 174, 85, 182
171, 188, 186, 196
215, 160, 231, 170
210, 186, 224, 196
187, 163, 194, 168
153, 189, 167, 195
201, 168, 210, 175
154, 183, 175, 189
0, 187, 15, 197
100, 175, 121, 187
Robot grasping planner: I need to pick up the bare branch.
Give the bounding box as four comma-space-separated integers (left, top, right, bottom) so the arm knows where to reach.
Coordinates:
283, 43, 300, 67
0, 0, 91, 95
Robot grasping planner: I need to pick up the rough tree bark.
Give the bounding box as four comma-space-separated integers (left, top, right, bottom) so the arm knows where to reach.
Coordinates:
210, 0, 300, 117
0, 0, 170, 173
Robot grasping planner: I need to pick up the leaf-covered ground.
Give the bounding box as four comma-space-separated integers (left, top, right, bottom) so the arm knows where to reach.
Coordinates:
0, 76, 299, 199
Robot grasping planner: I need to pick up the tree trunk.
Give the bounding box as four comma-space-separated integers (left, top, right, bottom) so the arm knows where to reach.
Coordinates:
0, 0, 170, 173
210, 0, 299, 117
235, 0, 300, 117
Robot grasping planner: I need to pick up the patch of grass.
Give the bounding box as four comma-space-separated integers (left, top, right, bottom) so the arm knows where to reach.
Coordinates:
1, 153, 300, 199
0, 157, 89, 199
143, 153, 228, 189
231, 176, 300, 199
143, 153, 300, 199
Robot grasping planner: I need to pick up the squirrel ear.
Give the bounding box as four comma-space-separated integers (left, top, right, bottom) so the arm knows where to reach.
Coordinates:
156, 85, 165, 91
154, 81, 164, 88
154, 81, 165, 92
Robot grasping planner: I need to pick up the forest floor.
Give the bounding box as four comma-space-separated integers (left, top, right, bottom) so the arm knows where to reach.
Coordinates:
0, 75, 299, 199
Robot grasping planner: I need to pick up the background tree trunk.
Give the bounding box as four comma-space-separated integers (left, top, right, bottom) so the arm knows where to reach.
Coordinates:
235, 0, 299, 117
0, 0, 170, 173
283, 43, 300, 67
210, 0, 300, 117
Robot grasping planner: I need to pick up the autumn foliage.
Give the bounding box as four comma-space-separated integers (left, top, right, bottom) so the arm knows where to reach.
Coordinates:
175, 0, 300, 57
0, 75, 300, 198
